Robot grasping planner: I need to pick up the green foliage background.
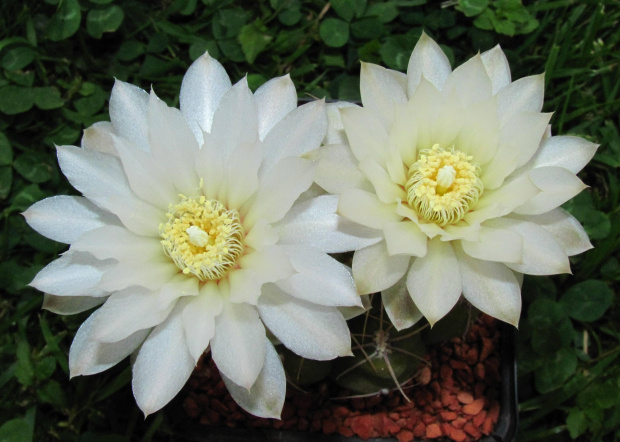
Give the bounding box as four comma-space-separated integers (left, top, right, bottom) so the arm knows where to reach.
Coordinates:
0, 0, 618, 440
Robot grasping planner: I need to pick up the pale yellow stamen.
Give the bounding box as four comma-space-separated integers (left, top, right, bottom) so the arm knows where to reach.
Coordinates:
160, 195, 244, 281
405, 144, 483, 226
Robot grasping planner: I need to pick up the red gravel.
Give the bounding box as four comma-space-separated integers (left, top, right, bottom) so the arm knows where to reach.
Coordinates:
183, 315, 502, 441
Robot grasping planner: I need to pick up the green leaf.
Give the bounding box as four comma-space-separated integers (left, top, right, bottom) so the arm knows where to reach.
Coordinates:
0, 167, 12, 199
189, 40, 219, 60
566, 408, 588, 439
10, 184, 46, 213
351, 17, 384, 40
319, 18, 350, 48
33, 86, 64, 110
5, 70, 35, 87
528, 298, 574, 355
14, 153, 53, 183
366, 2, 399, 23
86, 5, 125, 39
0, 132, 12, 166
535, 348, 578, 393
15, 336, 35, 387
246, 73, 267, 92
559, 280, 614, 322
46, 0, 82, 42
1, 46, 36, 70
577, 379, 619, 410
380, 34, 416, 70
212, 9, 251, 40
0, 86, 34, 114
116, 40, 145, 61
0, 419, 32, 442
37, 380, 67, 408
74, 85, 106, 115
238, 21, 272, 64
35, 356, 57, 381
457, 0, 489, 17
332, 0, 366, 22
39, 315, 69, 374
278, 8, 301, 26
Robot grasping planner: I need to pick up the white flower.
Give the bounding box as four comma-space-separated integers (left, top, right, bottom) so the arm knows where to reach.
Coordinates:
24, 53, 372, 418
316, 33, 597, 329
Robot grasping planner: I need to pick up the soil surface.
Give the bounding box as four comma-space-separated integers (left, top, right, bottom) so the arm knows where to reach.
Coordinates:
184, 315, 502, 442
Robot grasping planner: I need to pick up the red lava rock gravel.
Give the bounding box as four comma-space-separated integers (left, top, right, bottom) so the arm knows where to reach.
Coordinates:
183, 315, 502, 441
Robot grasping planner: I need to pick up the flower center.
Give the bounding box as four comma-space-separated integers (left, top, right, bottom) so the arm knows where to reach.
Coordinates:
405, 144, 483, 226
160, 195, 244, 281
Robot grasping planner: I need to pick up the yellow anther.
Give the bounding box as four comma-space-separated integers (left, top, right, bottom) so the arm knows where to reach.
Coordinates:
160, 196, 244, 281
405, 144, 483, 226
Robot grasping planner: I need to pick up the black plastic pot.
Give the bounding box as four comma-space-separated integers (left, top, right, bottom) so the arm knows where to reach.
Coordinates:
171, 322, 518, 442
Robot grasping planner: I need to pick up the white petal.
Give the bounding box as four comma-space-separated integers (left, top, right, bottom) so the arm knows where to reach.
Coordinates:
514, 166, 587, 215
99, 194, 164, 237
238, 245, 295, 287
325, 101, 358, 145
337, 188, 401, 230
258, 284, 352, 360
243, 218, 279, 251
71, 225, 163, 263
243, 157, 315, 227
211, 302, 266, 389
358, 157, 406, 203
254, 74, 297, 140
313, 143, 371, 195
360, 62, 407, 129
276, 244, 361, 307
223, 139, 262, 209
23, 195, 119, 244
455, 246, 521, 327
208, 77, 258, 162
195, 141, 224, 200
352, 241, 410, 295
227, 269, 264, 305
461, 225, 523, 263
260, 100, 327, 175
383, 220, 428, 257
442, 54, 492, 107
180, 52, 232, 143
109, 80, 150, 151
511, 208, 592, 256
278, 195, 382, 253
132, 302, 196, 416
480, 45, 511, 94
97, 260, 178, 292
182, 281, 223, 363
81, 121, 118, 156
339, 105, 390, 165
382, 275, 423, 331
70, 308, 148, 377
487, 217, 571, 275
221, 338, 285, 419
403, 78, 443, 153
147, 90, 200, 195
526, 135, 598, 174
30, 252, 112, 297
43, 294, 105, 315
496, 74, 545, 124
407, 32, 452, 95
407, 238, 462, 327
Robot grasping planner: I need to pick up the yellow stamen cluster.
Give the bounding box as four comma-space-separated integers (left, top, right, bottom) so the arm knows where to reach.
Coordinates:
160, 195, 244, 281
405, 144, 483, 226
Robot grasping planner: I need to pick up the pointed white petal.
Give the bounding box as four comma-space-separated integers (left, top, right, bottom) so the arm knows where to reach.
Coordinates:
511, 208, 593, 256
383, 220, 428, 257
261, 100, 327, 174
514, 166, 587, 215
98, 194, 164, 237
276, 244, 361, 307
243, 218, 279, 251
352, 241, 410, 295
480, 45, 511, 94
71, 225, 163, 263
211, 302, 266, 389
496, 74, 545, 123
339, 105, 390, 165
403, 78, 443, 153
358, 157, 406, 203
337, 188, 401, 230
407, 32, 452, 95
30, 252, 112, 297
461, 225, 523, 263
526, 135, 598, 174
254, 74, 297, 140
109, 80, 150, 151
325, 101, 358, 145
238, 245, 295, 287
382, 275, 423, 331
442, 54, 492, 107
487, 217, 571, 275
258, 284, 352, 360
97, 260, 177, 292
278, 195, 382, 253
455, 246, 521, 327
244, 157, 315, 227
81, 121, 118, 156
224, 139, 262, 209
180, 52, 232, 143
132, 302, 195, 416
182, 281, 223, 363
360, 62, 407, 129
227, 269, 264, 305
313, 143, 371, 195
23, 195, 119, 244
221, 338, 285, 419
70, 308, 149, 377
208, 77, 258, 162
43, 294, 105, 315
406, 238, 462, 327
195, 141, 225, 200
